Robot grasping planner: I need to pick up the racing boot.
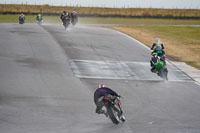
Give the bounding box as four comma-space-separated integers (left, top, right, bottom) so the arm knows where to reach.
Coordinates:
96, 108, 108, 117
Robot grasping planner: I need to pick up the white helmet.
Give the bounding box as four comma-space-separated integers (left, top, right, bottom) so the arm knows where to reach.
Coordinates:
155, 38, 160, 43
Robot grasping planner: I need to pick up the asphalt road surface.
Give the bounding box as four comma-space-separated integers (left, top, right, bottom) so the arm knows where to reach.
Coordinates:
0, 23, 200, 133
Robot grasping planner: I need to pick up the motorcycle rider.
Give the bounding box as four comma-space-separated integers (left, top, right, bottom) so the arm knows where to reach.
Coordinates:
60, 10, 70, 24
36, 13, 43, 23
150, 52, 158, 73
151, 38, 165, 56
150, 53, 166, 74
19, 13, 25, 24
94, 83, 120, 116
150, 53, 158, 72
71, 11, 78, 26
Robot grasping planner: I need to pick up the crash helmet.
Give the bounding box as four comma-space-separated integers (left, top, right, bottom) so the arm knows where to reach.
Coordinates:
98, 83, 105, 88
152, 52, 157, 56
155, 38, 160, 43
63, 10, 67, 13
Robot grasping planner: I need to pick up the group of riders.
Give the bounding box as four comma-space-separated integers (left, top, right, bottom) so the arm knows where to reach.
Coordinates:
60, 10, 78, 29
19, 13, 43, 24
94, 38, 168, 123
18, 10, 78, 27
19, 11, 167, 124
94, 39, 168, 124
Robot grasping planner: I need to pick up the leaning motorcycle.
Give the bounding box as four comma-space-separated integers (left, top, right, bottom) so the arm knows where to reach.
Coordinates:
62, 16, 70, 30
103, 95, 125, 124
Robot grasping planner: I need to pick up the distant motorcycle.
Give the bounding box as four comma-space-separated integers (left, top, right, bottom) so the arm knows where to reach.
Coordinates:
71, 11, 78, 26
62, 16, 70, 30
103, 95, 125, 124
36, 14, 43, 25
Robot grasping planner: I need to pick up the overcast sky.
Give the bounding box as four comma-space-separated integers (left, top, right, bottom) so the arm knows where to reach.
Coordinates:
1, 0, 200, 9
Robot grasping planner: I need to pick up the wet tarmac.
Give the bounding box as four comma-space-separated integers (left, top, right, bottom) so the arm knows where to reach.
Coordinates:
0, 23, 200, 133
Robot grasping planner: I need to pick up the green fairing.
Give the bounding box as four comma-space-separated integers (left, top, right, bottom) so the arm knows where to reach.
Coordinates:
156, 61, 164, 68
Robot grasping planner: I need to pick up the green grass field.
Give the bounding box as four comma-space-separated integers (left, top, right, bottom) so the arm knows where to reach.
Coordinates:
143, 26, 200, 45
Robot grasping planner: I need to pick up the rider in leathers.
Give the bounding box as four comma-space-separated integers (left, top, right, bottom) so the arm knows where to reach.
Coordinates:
151, 38, 165, 56
60, 10, 70, 25
94, 83, 120, 116
19, 13, 25, 24
36, 13, 43, 22
71, 11, 78, 26
150, 53, 166, 74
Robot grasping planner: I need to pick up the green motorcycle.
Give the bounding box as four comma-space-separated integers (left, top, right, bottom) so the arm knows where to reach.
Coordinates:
151, 53, 168, 80
154, 61, 168, 80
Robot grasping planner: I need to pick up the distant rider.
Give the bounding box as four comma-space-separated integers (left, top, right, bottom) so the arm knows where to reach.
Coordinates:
151, 38, 165, 56
94, 83, 120, 116
60, 10, 70, 24
71, 11, 78, 26
150, 53, 159, 73
150, 53, 166, 74
36, 13, 43, 22
150, 53, 158, 67
19, 13, 25, 24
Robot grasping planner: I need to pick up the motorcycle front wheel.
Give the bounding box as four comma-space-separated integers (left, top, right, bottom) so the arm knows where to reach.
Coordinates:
160, 68, 168, 80
107, 106, 120, 124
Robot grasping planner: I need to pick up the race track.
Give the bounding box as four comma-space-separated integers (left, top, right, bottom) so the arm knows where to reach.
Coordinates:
0, 23, 200, 133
